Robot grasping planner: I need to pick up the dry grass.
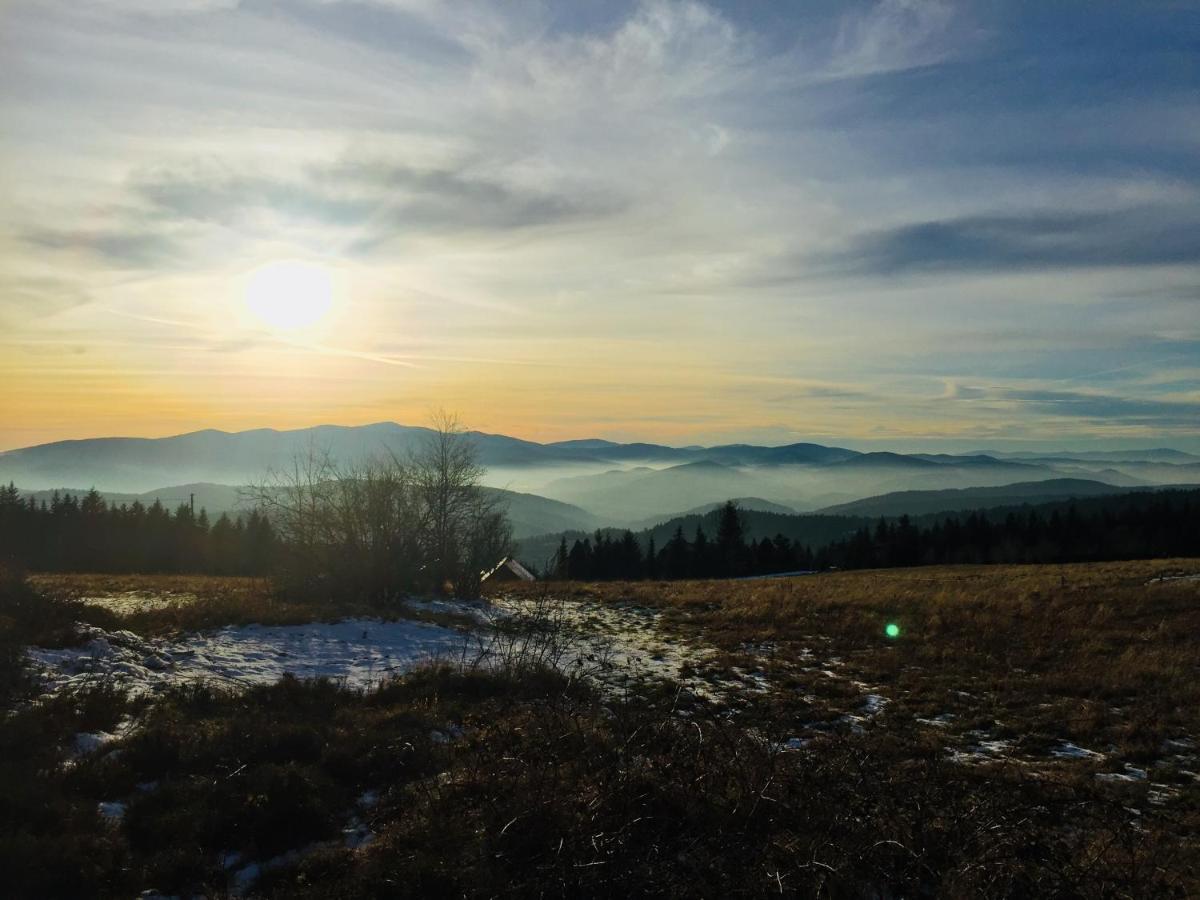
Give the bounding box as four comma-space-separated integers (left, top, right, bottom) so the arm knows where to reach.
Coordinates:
26, 572, 475, 636
510, 559, 1200, 764
30, 572, 271, 600
3, 562, 1197, 896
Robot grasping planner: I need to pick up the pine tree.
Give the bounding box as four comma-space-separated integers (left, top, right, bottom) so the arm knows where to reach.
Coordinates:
715, 500, 747, 577
692, 525, 710, 578
663, 526, 689, 579
554, 537, 569, 579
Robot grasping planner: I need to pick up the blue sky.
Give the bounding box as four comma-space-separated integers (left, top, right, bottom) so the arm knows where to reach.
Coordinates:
1, 0, 1197, 450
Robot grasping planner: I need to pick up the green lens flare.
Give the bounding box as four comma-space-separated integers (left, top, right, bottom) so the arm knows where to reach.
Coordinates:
885, 623, 901, 638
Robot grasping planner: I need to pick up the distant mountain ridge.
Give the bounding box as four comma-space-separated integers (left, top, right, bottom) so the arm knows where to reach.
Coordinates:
0, 423, 865, 493
3, 422, 1196, 525
817, 479, 1137, 518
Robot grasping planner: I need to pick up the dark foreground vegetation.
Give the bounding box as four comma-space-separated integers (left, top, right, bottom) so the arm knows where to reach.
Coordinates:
2, 561, 1199, 897
6, 667, 1192, 898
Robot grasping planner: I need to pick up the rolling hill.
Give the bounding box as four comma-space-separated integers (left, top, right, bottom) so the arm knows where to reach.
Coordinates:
817, 479, 1133, 518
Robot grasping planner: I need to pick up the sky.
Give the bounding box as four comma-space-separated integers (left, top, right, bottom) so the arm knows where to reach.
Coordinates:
1, 0, 1198, 452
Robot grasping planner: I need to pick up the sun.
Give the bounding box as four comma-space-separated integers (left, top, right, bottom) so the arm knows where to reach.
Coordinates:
244, 260, 334, 331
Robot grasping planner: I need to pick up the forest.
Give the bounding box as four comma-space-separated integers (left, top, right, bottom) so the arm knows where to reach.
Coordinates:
552, 491, 1200, 581
4, 484, 1198, 584
0, 483, 275, 575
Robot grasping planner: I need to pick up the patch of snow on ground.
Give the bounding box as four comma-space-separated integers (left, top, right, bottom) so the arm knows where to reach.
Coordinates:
1096, 763, 1148, 784
97, 800, 127, 822
976, 739, 1012, 754
29, 594, 723, 701
1051, 741, 1105, 760
916, 713, 956, 727
1146, 573, 1200, 585
30, 592, 883, 712
30, 619, 468, 697
861, 694, 888, 715
946, 732, 1015, 764
1148, 785, 1181, 805
69, 715, 136, 763
483, 595, 725, 700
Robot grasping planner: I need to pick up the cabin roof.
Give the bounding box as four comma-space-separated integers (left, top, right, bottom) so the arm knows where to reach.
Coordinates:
481, 556, 536, 582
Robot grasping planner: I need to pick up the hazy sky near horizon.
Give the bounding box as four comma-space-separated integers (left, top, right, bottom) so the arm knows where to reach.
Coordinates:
2, 0, 1198, 452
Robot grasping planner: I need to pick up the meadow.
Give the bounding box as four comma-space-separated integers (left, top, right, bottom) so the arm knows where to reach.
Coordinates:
1, 560, 1197, 897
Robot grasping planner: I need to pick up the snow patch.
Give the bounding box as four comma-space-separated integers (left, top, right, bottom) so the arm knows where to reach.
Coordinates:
916, 713, 955, 728
1050, 741, 1105, 761
1146, 573, 1200, 585
97, 800, 126, 822
30, 619, 467, 697
68, 715, 135, 762
777, 736, 811, 751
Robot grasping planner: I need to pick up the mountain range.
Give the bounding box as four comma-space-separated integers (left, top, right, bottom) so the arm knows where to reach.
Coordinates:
4, 423, 1198, 536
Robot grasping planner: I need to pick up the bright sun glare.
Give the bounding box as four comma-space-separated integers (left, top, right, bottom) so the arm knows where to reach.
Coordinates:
244, 260, 334, 331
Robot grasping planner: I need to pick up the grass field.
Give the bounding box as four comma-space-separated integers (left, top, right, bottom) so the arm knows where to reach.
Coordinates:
2, 560, 1198, 897
520, 559, 1200, 769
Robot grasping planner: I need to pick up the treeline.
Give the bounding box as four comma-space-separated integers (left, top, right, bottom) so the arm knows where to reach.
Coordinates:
551, 502, 817, 580
823, 490, 1200, 569
0, 484, 276, 575
548, 491, 1200, 581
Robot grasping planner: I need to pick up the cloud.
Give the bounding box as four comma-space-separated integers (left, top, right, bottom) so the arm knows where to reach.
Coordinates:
948, 384, 1200, 429
833, 208, 1200, 276
129, 158, 624, 250
321, 159, 626, 236
827, 0, 966, 78
21, 227, 183, 268
83, 0, 239, 12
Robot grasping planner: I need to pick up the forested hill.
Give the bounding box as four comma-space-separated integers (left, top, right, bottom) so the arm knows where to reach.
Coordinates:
517, 508, 869, 572
519, 488, 1200, 578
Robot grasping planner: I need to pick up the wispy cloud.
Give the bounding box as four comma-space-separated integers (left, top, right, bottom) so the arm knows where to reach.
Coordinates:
827, 0, 967, 78
946, 383, 1200, 430
831, 208, 1200, 276
21, 227, 185, 268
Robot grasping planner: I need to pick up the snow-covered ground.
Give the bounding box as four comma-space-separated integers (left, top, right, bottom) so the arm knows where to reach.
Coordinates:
28, 619, 468, 697
485, 595, 724, 698
26, 593, 724, 702
26, 591, 906, 742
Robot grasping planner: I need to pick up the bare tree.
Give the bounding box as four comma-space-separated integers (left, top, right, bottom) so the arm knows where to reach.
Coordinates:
245, 414, 512, 602
243, 444, 340, 593
410, 411, 512, 598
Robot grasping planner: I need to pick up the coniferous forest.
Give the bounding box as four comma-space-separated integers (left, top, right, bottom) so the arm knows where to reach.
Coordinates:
2, 485, 1198, 581
550, 492, 1200, 581
0, 484, 276, 575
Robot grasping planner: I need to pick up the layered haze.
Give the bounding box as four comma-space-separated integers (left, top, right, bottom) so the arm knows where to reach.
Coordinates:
4, 422, 1197, 538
